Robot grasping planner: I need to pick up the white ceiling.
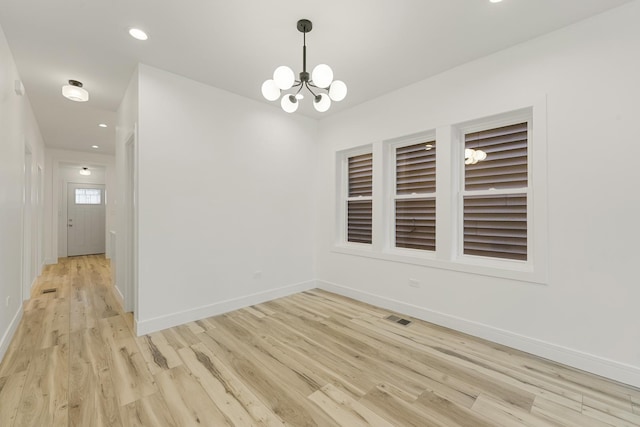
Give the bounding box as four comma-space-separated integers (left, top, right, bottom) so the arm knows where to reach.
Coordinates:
0, 0, 633, 155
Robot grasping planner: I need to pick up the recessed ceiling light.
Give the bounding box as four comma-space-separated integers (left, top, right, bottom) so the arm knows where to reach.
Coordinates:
91, 145, 99, 149
129, 28, 148, 41
98, 123, 107, 128
490, 0, 503, 3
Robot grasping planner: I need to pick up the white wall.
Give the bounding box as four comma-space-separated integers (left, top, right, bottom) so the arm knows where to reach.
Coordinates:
0, 24, 46, 361
315, 2, 640, 387
126, 65, 318, 333
44, 149, 115, 263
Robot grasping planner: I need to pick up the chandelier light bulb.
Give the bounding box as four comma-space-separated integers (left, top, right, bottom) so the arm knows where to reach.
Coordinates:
464, 148, 474, 159
281, 94, 299, 113
474, 149, 487, 161
329, 80, 347, 101
312, 64, 333, 89
261, 79, 281, 101
313, 93, 331, 112
273, 66, 295, 90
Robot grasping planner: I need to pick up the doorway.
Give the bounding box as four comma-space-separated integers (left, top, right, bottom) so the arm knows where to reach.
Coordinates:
67, 183, 106, 256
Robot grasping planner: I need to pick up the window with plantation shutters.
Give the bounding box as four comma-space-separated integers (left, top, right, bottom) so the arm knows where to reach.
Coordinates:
347, 153, 372, 244
463, 122, 528, 261
395, 141, 436, 251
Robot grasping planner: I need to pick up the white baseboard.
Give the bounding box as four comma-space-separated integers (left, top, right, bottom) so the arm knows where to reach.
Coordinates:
135, 280, 317, 336
0, 304, 24, 364
44, 257, 57, 265
317, 280, 640, 389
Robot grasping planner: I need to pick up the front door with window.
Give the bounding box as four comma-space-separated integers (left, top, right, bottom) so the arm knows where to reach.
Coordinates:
67, 183, 106, 256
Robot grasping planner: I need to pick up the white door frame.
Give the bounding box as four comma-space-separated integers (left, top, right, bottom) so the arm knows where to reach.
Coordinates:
123, 131, 138, 314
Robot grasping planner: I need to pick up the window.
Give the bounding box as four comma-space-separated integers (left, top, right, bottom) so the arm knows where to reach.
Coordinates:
346, 152, 373, 244
394, 141, 436, 251
462, 122, 528, 261
334, 102, 546, 283
75, 188, 102, 205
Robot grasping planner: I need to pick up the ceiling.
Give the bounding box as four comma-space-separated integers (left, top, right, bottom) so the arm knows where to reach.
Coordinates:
0, 0, 633, 155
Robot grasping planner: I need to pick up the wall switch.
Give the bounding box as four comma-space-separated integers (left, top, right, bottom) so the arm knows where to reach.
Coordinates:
408, 279, 420, 288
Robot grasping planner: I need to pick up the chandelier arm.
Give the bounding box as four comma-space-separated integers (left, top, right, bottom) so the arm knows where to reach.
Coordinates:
304, 82, 320, 99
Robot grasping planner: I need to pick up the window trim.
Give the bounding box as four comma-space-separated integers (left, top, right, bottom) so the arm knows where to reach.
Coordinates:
333, 98, 548, 285
456, 111, 532, 266
336, 145, 374, 248
386, 131, 437, 256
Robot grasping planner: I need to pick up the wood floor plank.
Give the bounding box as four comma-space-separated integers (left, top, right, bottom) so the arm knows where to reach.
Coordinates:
13, 346, 69, 427
0, 371, 28, 427
471, 393, 559, 427
531, 395, 612, 427
360, 384, 445, 427
155, 365, 233, 427
181, 342, 286, 426
198, 328, 336, 426
119, 392, 178, 427
178, 344, 265, 426
135, 331, 183, 375
311, 383, 394, 427
99, 315, 157, 406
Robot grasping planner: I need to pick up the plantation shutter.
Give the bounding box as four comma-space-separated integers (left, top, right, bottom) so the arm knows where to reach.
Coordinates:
396, 143, 436, 194
347, 153, 372, 244
395, 141, 436, 251
396, 199, 436, 250
465, 122, 527, 191
463, 123, 528, 261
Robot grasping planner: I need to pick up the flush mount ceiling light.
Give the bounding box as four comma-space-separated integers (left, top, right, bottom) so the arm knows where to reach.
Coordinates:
62, 80, 89, 102
79, 167, 91, 176
98, 123, 107, 128
129, 28, 148, 41
91, 145, 99, 149
262, 19, 347, 113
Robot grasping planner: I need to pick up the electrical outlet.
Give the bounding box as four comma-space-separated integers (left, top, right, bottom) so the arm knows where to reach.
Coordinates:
5, 296, 10, 307
408, 279, 420, 288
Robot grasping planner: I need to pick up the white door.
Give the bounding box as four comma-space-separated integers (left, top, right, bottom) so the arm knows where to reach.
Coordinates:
67, 183, 106, 256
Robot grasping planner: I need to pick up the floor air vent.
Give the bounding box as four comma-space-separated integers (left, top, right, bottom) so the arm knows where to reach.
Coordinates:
42, 288, 57, 294
386, 315, 411, 326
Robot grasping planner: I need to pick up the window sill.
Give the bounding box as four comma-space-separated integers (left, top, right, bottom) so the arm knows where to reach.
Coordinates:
331, 244, 548, 285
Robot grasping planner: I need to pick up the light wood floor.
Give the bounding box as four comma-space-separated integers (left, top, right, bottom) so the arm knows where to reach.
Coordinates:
1, 256, 639, 426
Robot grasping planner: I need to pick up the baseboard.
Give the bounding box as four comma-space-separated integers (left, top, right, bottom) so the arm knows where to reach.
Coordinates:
317, 280, 640, 389
0, 304, 24, 364
135, 280, 317, 336
44, 257, 57, 265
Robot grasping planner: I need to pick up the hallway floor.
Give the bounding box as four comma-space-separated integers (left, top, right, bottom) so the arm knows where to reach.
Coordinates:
1, 255, 639, 426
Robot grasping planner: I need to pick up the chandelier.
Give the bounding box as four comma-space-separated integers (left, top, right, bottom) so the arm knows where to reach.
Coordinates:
261, 19, 347, 113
